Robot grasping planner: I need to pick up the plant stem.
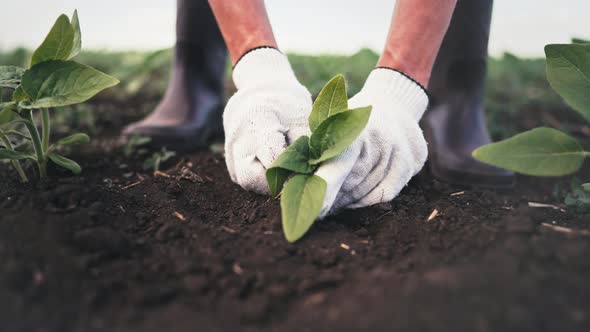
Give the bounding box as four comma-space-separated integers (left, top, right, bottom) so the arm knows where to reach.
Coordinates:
41, 108, 50, 153
24, 110, 47, 178
154, 157, 161, 174
0, 135, 29, 183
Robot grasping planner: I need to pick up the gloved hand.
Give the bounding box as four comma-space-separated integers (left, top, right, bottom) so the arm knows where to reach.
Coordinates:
224, 47, 312, 194
316, 68, 429, 217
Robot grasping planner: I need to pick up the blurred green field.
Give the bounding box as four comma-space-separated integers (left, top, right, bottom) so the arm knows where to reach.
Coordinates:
0, 47, 568, 140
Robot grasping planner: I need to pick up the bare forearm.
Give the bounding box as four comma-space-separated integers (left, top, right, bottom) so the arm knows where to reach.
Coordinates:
377, 0, 457, 87
208, 0, 277, 65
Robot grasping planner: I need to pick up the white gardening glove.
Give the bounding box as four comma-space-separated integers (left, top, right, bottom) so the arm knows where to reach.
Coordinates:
224, 47, 312, 194
316, 68, 429, 217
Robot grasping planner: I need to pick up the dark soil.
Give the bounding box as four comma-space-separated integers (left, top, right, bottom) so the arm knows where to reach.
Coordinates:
1, 98, 590, 332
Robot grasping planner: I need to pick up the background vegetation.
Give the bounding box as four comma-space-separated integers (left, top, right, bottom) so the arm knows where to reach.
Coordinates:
0, 47, 576, 141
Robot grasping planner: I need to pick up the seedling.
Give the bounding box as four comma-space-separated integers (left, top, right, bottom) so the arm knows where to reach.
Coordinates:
143, 148, 176, 174
0, 10, 119, 181
124, 134, 152, 157
558, 179, 590, 212
266, 75, 371, 242
473, 42, 590, 198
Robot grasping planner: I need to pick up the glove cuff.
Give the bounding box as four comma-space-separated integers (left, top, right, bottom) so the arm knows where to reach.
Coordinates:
232, 47, 299, 90
361, 68, 429, 121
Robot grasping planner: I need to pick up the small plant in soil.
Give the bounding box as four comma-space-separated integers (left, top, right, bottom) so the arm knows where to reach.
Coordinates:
473, 41, 590, 205
143, 148, 176, 174
0, 10, 119, 182
561, 179, 590, 211
124, 134, 152, 157
266, 75, 371, 242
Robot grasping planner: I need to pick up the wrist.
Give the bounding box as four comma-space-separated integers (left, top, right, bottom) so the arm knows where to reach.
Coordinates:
230, 38, 278, 66
377, 48, 433, 87
232, 47, 300, 90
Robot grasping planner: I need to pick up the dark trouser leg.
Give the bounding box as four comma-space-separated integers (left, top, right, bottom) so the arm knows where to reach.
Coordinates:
422, 0, 514, 188
123, 0, 227, 151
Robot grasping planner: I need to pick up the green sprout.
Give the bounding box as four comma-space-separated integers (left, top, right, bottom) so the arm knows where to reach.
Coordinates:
124, 134, 152, 157
143, 148, 176, 174
0, 10, 119, 181
266, 75, 372, 242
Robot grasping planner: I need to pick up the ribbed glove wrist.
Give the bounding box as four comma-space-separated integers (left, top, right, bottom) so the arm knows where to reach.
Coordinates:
358, 68, 429, 121
232, 47, 300, 90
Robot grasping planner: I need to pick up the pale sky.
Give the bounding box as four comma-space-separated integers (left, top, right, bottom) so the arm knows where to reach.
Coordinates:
0, 1, 588, 57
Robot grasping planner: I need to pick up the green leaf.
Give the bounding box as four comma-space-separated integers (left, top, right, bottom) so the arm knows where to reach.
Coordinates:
565, 194, 590, 209
70, 10, 82, 59
157, 149, 176, 163
143, 148, 175, 172
0, 66, 25, 89
0, 101, 17, 109
583, 183, 590, 192
0, 149, 36, 161
309, 106, 371, 164
266, 167, 293, 198
0, 101, 18, 115
57, 133, 90, 145
0, 107, 17, 125
472, 127, 587, 176
564, 183, 590, 211
545, 44, 590, 121
12, 86, 30, 102
0, 130, 31, 141
280, 174, 327, 242
266, 135, 315, 197
31, 14, 75, 66
124, 134, 152, 157
308, 74, 348, 131
128, 134, 151, 147
269, 136, 315, 174
19, 60, 119, 109
8, 114, 34, 127
572, 38, 590, 44
48, 153, 81, 174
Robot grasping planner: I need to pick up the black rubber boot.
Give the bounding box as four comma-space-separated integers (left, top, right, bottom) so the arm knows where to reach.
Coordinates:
423, 0, 515, 188
123, 0, 227, 151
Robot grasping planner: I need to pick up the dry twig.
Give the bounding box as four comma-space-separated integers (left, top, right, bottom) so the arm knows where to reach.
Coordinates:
173, 211, 186, 221
426, 209, 440, 222
528, 202, 565, 212
121, 181, 142, 190
541, 223, 590, 236
222, 226, 238, 234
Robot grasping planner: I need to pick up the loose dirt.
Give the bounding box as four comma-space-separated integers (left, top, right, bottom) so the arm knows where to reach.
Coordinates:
1, 99, 589, 331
